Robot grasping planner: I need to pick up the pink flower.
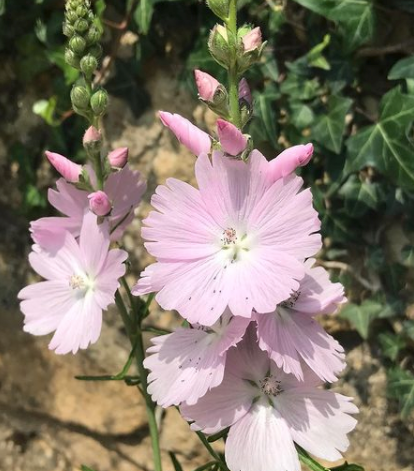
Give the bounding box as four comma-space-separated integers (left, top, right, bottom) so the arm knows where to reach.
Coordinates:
181, 329, 358, 471
18, 212, 127, 354
255, 259, 346, 382
144, 312, 250, 407
108, 147, 128, 168
239, 78, 252, 106
30, 164, 146, 243
159, 111, 211, 156
216, 119, 247, 156
83, 126, 101, 146
194, 70, 221, 102
268, 144, 313, 182
88, 190, 112, 216
133, 150, 321, 325
45, 151, 82, 183
242, 27, 262, 52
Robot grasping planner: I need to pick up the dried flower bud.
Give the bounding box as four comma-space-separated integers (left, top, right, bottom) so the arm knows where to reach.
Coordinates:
90, 89, 108, 116
80, 54, 98, 79
45, 151, 82, 183
216, 119, 247, 156
69, 34, 86, 55
88, 191, 112, 216
70, 85, 90, 110
108, 147, 129, 168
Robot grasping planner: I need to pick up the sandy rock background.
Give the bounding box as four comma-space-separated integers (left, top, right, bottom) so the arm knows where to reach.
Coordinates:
0, 58, 413, 471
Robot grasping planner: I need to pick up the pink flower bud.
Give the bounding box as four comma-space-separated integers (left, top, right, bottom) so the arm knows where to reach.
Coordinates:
216, 119, 247, 156
108, 147, 128, 168
242, 27, 262, 52
88, 191, 112, 216
194, 70, 221, 102
83, 125, 101, 145
267, 143, 314, 182
239, 78, 252, 105
45, 151, 82, 183
159, 111, 211, 156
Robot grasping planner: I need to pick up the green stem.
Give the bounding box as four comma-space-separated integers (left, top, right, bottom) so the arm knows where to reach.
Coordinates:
196, 432, 229, 471
115, 290, 163, 471
226, 0, 241, 128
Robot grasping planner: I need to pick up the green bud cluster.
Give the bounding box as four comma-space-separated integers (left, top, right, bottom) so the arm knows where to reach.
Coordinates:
64, 0, 108, 122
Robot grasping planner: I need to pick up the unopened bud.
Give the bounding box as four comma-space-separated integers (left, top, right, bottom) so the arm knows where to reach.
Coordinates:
88, 191, 112, 216
80, 54, 98, 79
45, 151, 82, 183
267, 143, 314, 182
69, 34, 86, 54
90, 89, 108, 116
208, 24, 233, 69
74, 18, 89, 34
108, 147, 129, 168
85, 25, 102, 45
83, 125, 102, 152
63, 22, 75, 37
65, 48, 80, 68
76, 5, 88, 17
206, 0, 229, 21
70, 85, 90, 110
238, 78, 252, 106
66, 10, 78, 24
217, 119, 247, 156
194, 70, 220, 102
87, 43, 103, 60
242, 27, 262, 52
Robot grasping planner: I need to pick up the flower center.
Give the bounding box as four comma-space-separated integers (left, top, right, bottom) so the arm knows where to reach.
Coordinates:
220, 227, 251, 263
69, 274, 94, 292
260, 375, 284, 397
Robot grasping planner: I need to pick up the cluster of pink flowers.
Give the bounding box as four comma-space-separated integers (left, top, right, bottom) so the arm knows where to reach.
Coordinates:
133, 72, 357, 471
19, 133, 146, 354
18, 67, 357, 471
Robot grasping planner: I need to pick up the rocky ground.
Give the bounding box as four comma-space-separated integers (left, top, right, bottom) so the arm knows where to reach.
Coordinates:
0, 59, 413, 471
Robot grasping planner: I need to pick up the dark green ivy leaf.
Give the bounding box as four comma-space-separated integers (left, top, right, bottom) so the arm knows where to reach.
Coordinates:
379, 332, 406, 361
340, 300, 383, 339
388, 56, 414, 80
387, 367, 414, 419
346, 86, 414, 190
312, 95, 352, 154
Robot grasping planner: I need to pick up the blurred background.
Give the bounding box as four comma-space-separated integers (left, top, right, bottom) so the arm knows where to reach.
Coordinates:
0, 0, 413, 470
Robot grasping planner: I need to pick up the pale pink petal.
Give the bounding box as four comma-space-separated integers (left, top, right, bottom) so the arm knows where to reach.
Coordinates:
30, 217, 81, 245
48, 179, 88, 218
48, 293, 102, 354
144, 329, 225, 407
180, 370, 254, 434
216, 119, 247, 156
277, 389, 358, 462
79, 212, 110, 276
256, 311, 345, 382
267, 144, 313, 183
226, 400, 300, 471
45, 151, 82, 183
19, 280, 75, 335
159, 111, 211, 156
294, 259, 346, 315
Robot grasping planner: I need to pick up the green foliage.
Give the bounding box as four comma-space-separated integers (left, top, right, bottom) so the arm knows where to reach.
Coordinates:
387, 367, 414, 419
340, 300, 383, 339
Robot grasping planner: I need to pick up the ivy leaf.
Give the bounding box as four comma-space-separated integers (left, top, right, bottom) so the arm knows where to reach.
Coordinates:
33, 97, 60, 127
312, 95, 352, 153
292, 0, 375, 51
346, 86, 414, 190
252, 85, 280, 147
388, 56, 414, 80
133, 0, 155, 34
290, 102, 315, 129
387, 367, 414, 419
280, 74, 321, 100
340, 300, 383, 339
379, 332, 406, 361
402, 320, 414, 341
339, 175, 384, 217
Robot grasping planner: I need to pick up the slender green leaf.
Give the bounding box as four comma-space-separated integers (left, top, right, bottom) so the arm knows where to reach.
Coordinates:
134, 0, 154, 34
81, 466, 97, 471
169, 452, 184, 471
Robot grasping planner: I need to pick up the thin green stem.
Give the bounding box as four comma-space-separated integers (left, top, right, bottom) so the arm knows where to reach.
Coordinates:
226, 0, 241, 128
196, 432, 228, 471
115, 289, 163, 471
